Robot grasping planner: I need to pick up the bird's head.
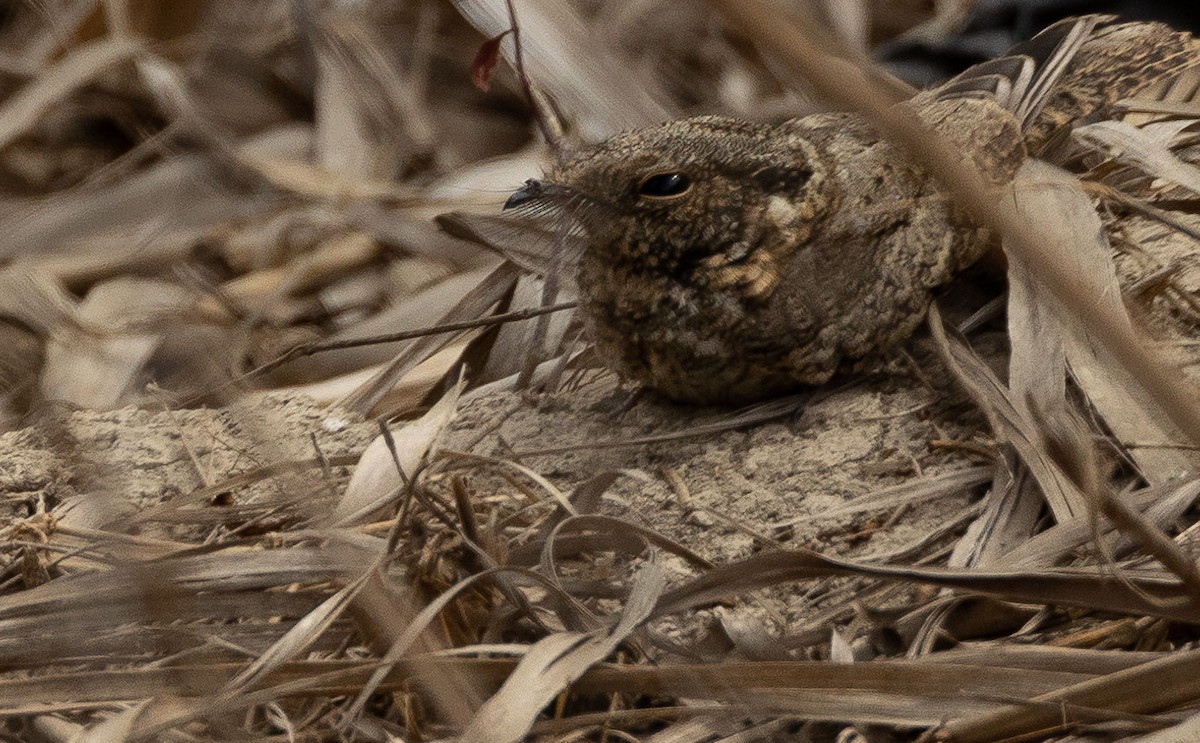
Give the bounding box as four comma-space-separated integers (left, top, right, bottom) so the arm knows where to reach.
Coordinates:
504, 116, 833, 299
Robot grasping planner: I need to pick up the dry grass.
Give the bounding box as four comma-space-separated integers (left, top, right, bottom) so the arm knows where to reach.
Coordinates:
6, 1, 1200, 741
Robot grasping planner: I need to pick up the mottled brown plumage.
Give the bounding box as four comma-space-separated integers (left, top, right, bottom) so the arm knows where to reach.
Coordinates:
505, 17, 1200, 404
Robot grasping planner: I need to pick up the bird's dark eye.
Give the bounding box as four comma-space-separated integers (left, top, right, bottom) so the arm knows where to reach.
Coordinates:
638, 172, 691, 198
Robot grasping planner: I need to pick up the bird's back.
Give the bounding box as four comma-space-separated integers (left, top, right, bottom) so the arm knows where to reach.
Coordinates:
764, 16, 1200, 398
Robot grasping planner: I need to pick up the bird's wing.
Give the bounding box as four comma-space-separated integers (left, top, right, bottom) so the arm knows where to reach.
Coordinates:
932, 16, 1200, 152
931, 15, 1102, 129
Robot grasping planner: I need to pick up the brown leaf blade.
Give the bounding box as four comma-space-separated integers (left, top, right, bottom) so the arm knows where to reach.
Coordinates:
460, 561, 665, 743
655, 548, 1200, 624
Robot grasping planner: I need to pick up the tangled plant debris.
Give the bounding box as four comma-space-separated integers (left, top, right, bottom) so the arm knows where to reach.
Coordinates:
5, 1, 1200, 742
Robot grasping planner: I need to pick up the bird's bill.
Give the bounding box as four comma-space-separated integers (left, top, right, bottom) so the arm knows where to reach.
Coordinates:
503, 179, 573, 210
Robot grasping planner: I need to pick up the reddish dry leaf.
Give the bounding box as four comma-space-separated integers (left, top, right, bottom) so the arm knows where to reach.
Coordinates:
451, 0, 675, 138
471, 30, 512, 92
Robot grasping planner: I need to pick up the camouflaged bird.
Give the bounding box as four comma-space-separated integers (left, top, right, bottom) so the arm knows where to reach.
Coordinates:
503, 16, 1200, 404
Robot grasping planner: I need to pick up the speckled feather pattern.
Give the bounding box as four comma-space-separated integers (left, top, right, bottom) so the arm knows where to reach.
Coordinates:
1025, 21, 1200, 151
516, 18, 1200, 404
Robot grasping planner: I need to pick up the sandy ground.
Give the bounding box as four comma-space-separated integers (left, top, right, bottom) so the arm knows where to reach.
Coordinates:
0, 393, 378, 532
0, 333, 993, 640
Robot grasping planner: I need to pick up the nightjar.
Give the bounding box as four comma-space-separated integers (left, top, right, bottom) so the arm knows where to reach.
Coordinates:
503, 16, 1200, 404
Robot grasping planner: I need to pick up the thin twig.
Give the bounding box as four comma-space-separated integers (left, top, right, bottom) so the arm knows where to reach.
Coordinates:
249, 300, 577, 377
504, 0, 565, 159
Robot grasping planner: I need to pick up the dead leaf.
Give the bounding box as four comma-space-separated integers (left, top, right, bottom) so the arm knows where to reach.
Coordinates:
471, 30, 512, 92
333, 378, 464, 524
